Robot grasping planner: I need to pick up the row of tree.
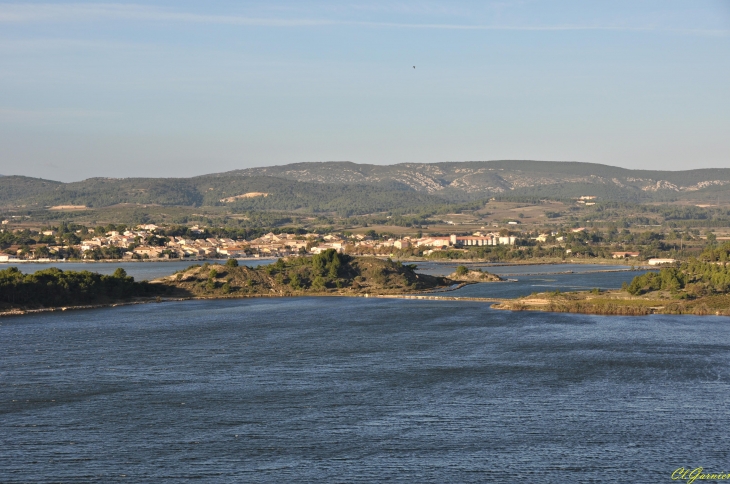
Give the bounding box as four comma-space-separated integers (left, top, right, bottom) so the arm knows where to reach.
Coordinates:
0, 267, 161, 308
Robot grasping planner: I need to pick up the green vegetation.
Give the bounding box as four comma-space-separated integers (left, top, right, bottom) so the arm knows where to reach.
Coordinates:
159, 250, 449, 296
0, 175, 451, 217
626, 259, 730, 297
447, 265, 503, 282
0, 267, 163, 310
497, 253, 730, 316
3, 161, 730, 266
4, 161, 730, 221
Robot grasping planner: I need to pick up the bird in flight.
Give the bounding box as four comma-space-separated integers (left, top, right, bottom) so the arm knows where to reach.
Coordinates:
413, 66, 416, 69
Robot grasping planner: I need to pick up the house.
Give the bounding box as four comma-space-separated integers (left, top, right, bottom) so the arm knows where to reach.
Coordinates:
217, 247, 248, 257
133, 246, 164, 258
451, 234, 516, 246
612, 251, 640, 259
648, 258, 677, 266
311, 245, 337, 254
393, 240, 410, 249
416, 237, 451, 248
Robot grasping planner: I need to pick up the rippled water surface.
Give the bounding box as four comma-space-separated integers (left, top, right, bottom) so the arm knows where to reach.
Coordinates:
2, 274, 729, 483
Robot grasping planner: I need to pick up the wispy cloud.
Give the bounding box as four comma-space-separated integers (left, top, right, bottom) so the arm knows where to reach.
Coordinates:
0, 2, 726, 36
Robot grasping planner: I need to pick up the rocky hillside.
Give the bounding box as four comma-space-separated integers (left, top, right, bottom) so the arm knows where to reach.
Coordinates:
222, 161, 730, 200
3, 161, 730, 210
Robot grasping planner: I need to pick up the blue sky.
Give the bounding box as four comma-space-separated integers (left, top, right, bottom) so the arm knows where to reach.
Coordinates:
0, 1, 728, 181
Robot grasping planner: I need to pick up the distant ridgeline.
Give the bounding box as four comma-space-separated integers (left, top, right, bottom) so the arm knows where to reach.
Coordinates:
2, 161, 730, 214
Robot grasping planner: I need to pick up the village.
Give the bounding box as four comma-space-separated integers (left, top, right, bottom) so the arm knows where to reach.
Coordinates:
0, 222, 524, 262
2, 191, 722, 265
0, 219, 692, 266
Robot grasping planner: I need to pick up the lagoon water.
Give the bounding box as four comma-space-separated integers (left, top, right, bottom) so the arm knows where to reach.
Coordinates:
2, 259, 277, 281
2, 268, 729, 482
4, 259, 631, 281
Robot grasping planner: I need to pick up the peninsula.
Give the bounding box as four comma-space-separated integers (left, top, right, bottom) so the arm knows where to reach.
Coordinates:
0, 250, 460, 314
493, 259, 730, 316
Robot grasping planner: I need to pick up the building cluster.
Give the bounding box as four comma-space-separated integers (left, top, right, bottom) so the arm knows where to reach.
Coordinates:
0, 225, 519, 262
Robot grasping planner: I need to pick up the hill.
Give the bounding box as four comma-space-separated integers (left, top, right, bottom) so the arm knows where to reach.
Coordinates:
2, 161, 730, 214
222, 160, 730, 200
0, 175, 448, 216
155, 251, 450, 297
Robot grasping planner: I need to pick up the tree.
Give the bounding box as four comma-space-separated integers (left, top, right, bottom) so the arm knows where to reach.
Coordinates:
226, 258, 239, 268
455, 265, 469, 276
706, 231, 717, 246
289, 273, 302, 290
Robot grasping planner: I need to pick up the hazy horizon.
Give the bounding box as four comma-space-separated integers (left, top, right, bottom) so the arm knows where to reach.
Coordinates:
1, 1, 728, 182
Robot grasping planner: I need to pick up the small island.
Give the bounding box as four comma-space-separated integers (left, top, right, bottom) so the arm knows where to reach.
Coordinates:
155, 250, 450, 297
447, 265, 503, 282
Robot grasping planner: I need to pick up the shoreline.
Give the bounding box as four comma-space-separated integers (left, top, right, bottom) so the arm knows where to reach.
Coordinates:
0, 257, 277, 265
0, 257, 652, 270
490, 291, 730, 317
0, 279, 489, 318
4, 284, 728, 319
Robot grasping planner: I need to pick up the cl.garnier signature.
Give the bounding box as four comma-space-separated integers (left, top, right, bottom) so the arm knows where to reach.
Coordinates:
673, 467, 730, 482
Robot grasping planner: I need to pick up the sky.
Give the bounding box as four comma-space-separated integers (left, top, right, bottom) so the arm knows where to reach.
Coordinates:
0, 1, 728, 182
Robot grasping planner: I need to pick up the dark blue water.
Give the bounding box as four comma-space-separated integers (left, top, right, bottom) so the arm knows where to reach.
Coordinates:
2, 271, 727, 483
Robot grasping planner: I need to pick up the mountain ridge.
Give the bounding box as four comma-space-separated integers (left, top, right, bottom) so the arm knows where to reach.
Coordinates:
2, 160, 729, 213
220, 160, 730, 195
